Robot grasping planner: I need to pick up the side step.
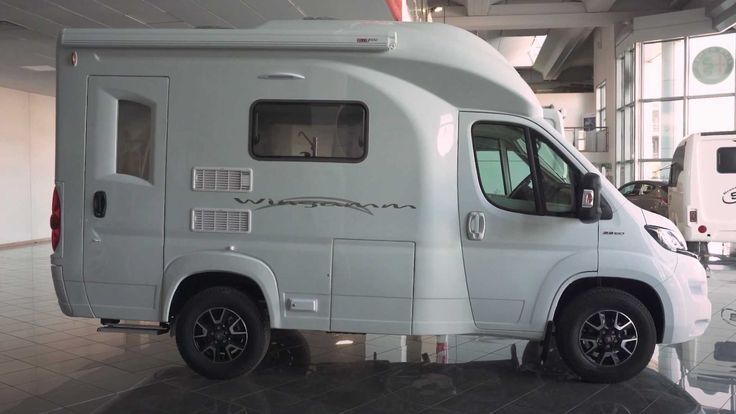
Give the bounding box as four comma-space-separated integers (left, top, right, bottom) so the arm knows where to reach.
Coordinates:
97, 319, 170, 335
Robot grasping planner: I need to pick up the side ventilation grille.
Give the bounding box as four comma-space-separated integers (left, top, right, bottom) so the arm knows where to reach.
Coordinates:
191, 208, 251, 233
193, 168, 252, 192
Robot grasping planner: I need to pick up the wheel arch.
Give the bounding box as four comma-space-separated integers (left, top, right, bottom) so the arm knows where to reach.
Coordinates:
162, 251, 281, 328
550, 277, 665, 343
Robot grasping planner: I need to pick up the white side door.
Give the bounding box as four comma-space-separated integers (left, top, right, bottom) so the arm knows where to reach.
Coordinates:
458, 112, 598, 332
83, 76, 169, 321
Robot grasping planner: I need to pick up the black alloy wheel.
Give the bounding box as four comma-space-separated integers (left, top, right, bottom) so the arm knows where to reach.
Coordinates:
175, 286, 270, 379
556, 287, 656, 383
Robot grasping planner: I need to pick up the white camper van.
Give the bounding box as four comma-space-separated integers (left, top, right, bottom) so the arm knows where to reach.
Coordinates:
669, 131, 736, 253
51, 21, 710, 383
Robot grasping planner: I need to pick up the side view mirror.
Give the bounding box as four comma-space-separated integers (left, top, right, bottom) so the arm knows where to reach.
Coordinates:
578, 172, 602, 223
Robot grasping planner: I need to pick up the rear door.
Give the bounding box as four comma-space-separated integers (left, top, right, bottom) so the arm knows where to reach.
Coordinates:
83, 76, 169, 320
704, 137, 736, 233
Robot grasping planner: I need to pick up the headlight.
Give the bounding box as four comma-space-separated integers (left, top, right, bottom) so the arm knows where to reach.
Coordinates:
645, 225, 693, 256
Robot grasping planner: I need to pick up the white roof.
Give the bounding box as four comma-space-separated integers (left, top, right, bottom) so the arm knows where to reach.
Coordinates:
60, 20, 541, 117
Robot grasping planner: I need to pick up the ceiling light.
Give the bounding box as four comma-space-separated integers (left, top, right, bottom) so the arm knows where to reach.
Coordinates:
336, 339, 354, 346
21, 65, 55, 72
432, 6, 443, 13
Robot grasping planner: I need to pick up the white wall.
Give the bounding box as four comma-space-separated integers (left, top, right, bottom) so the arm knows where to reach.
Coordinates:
535, 92, 595, 129
0, 86, 55, 245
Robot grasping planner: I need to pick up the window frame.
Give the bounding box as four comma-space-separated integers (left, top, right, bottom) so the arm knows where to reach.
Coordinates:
471, 121, 582, 218
248, 99, 369, 163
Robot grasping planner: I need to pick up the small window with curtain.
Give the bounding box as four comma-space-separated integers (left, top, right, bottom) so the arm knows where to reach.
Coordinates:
116, 100, 153, 182
250, 101, 367, 162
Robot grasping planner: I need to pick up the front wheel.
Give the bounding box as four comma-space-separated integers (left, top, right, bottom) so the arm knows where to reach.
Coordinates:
556, 288, 656, 383
175, 287, 270, 379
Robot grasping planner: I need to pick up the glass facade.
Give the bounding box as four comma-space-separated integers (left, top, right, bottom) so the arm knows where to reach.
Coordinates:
596, 81, 606, 128
616, 48, 636, 185
618, 33, 736, 185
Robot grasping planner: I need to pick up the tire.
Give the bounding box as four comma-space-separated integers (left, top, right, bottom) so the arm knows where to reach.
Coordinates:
175, 286, 270, 380
556, 288, 656, 383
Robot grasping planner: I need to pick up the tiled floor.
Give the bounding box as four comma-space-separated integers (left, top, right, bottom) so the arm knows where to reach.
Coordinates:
0, 244, 734, 413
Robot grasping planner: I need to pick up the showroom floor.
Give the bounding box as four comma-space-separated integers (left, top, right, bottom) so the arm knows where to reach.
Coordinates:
0, 244, 734, 413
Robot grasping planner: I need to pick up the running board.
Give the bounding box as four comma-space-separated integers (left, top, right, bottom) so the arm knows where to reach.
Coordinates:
97, 321, 169, 335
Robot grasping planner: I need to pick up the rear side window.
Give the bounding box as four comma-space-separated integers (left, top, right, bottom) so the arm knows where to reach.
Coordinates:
669, 144, 686, 186
117, 100, 152, 182
717, 147, 736, 173
250, 101, 367, 162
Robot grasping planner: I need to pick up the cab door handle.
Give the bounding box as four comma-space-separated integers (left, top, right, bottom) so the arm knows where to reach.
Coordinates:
466, 211, 486, 241
93, 191, 107, 218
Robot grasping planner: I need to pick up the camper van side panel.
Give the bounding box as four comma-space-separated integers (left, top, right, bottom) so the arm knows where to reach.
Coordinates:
149, 51, 472, 333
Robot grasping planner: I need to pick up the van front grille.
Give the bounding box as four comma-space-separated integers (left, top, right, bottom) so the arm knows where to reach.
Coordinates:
191, 208, 251, 233
193, 167, 252, 192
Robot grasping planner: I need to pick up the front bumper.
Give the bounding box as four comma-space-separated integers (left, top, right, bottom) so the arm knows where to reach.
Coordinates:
659, 255, 711, 344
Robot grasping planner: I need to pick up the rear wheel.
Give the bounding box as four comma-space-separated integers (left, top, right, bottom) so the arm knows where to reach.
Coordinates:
175, 286, 270, 379
556, 288, 656, 383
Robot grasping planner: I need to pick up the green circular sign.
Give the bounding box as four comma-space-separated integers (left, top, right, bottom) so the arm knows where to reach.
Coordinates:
692, 46, 734, 85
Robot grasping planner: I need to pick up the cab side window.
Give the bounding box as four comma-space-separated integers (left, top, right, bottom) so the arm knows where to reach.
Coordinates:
533, 131, 576, 214
472, 122, 579, 216
472, 124, 536, 213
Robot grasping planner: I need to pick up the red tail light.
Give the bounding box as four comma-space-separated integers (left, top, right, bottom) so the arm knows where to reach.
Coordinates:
698, 225, 707, 234
50, 188, 61, 251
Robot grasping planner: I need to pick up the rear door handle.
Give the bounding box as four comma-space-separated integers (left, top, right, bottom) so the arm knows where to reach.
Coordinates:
466, 211, 486, 241
93, 191, 107, 218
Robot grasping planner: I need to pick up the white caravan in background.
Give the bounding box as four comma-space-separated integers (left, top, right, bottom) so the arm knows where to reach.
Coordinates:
542, 105, 565, 136
51, 21, 710, 383
669, 131, 736, 255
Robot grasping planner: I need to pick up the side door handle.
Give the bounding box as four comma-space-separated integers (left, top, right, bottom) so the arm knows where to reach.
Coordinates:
466, 211, 486, 241
93, 191, 107, 218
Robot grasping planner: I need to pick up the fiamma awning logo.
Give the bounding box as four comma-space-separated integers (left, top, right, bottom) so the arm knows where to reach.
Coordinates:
723, 187, 736, 204
357, 37, 379, 43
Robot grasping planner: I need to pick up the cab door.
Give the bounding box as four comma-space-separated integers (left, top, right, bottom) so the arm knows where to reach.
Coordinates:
457, 112, 598, 332
83, 76, 169, 321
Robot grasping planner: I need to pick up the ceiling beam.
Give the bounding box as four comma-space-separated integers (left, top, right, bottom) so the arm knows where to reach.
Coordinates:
445, 10, 665, 30
487, 2, 586, 15
581, 0, 617, 12
533, 28, 593, 80
708, 0, 736, 31
465, 0, 490, 16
